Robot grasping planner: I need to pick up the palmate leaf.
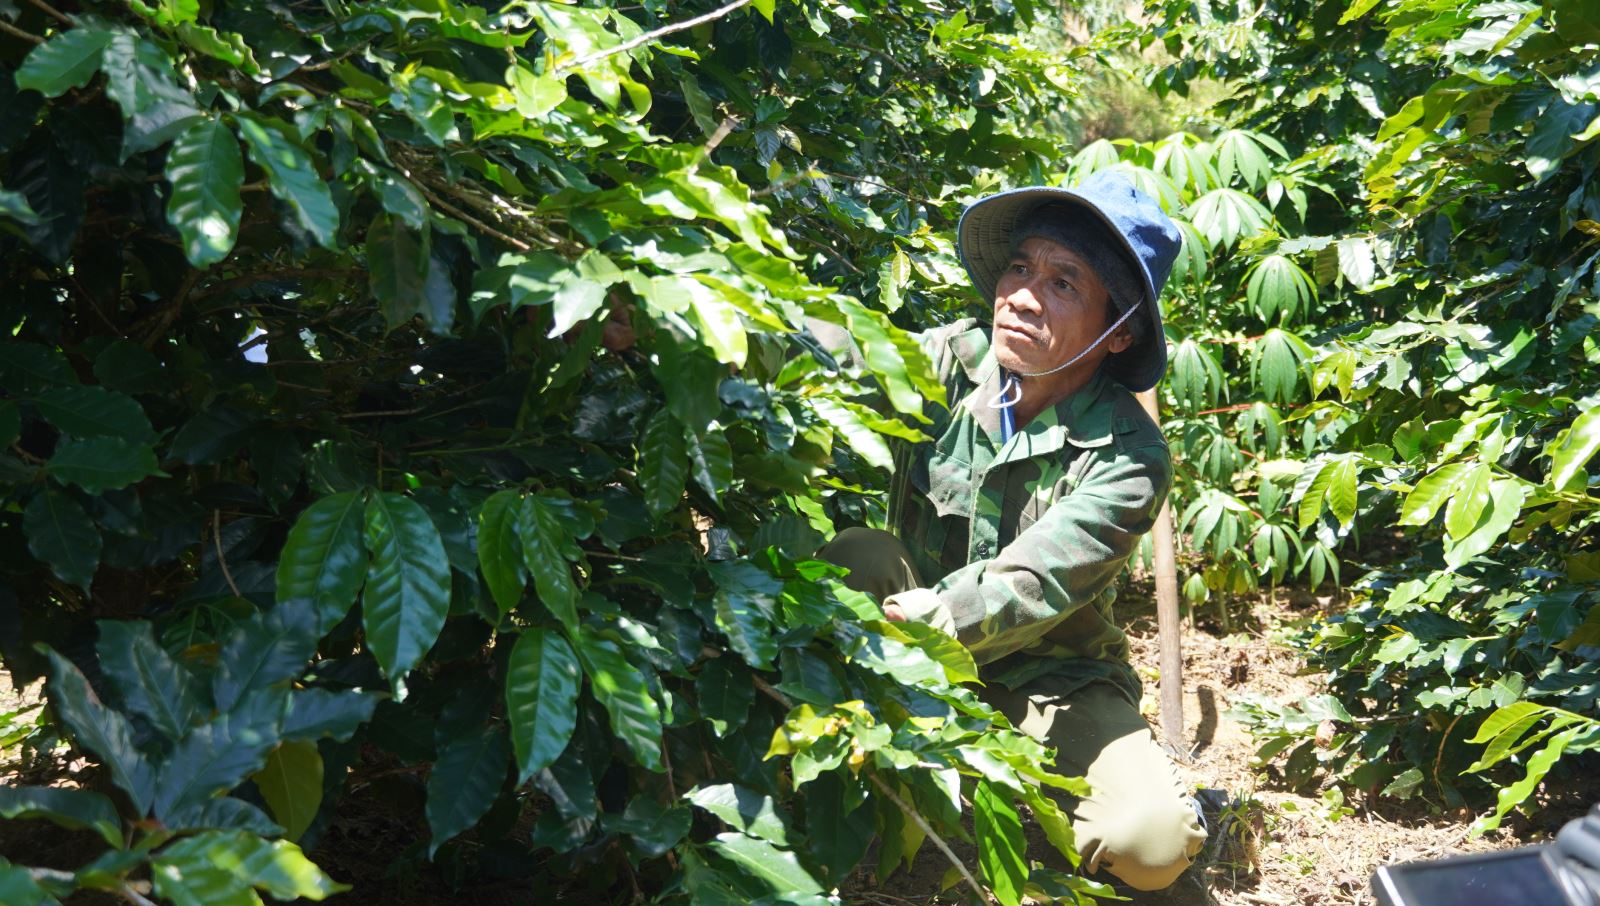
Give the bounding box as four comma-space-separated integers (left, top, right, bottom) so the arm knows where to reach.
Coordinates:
1153, 136, 1215, 193
361, 492, 450, 690
14, 27, 113, 98
42, 649, 156, 815
426, 724, 511, 857
506, 628, 581, 783
276, 491, 368, 635
23, 489, 101, 590
234, 112, 340, 249
1167, 338, 1224, 412
638, 410, 689, 519
1214, 129, 1284, 191
1245, 254, 1317, 324
165, 117, 244, 267
94, 620, 202, 741
252, 740, 322, 841
0, 786, 123, 849
1187, 187, 1272, 250
576, 630, 663, 771
1250, 328, 1311, 403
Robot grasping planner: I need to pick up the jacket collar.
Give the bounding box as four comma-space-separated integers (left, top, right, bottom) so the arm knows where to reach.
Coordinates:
946, 325, 1118, 467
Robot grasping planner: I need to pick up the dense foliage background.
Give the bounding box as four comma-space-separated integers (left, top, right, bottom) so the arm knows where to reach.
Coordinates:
0, 0, 1116, 902
2, 0, 1599, 902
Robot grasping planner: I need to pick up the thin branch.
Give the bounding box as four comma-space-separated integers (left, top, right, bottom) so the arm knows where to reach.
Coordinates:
866, 772, 986, 901
560, 0, 754, 72
213, 511, 243, 599
411, 181, 533, 252
141, 270, 202, 349
25, 0, 72, 26
28, 869, 157, 906
0, 19, 45, 44
339, 407, 424, 420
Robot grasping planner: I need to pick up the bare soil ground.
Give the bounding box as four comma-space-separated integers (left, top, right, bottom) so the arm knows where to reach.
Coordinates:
2, 588, 1585, 905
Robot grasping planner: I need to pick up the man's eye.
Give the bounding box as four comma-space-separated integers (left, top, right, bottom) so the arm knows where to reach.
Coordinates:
1055, 279, 1074, 292
1010, 264, 1028, 275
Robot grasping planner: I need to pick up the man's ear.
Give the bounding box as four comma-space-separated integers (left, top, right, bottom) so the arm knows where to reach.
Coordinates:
1107, 322, 1136, 355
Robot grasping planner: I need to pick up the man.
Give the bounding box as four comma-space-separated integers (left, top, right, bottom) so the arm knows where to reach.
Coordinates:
819, 171, 1208, 891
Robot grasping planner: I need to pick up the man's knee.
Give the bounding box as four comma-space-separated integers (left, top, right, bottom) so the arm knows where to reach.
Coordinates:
1081, 793, 1205, 891
816, 527, 921, 600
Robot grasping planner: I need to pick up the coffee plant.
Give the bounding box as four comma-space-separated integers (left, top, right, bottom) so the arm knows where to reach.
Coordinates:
0, 0, 1125, 902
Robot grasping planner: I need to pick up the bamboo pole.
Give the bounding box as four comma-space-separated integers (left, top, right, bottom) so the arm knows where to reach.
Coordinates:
1137, 388, 1185, 749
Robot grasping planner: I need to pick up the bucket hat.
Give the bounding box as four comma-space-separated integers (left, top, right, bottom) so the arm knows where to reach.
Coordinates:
956, 170, 1181, 393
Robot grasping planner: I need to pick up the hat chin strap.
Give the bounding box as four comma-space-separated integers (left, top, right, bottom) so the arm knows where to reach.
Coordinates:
987, 303, 1140, 425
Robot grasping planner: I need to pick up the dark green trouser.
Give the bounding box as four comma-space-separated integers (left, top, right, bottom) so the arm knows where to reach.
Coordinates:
818, 527, 1207, 891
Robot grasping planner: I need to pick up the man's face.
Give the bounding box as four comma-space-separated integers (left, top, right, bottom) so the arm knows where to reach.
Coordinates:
991, 236, 1131, 377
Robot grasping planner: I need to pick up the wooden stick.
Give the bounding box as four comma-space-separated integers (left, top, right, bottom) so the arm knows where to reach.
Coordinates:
1138, 388, 1186, 750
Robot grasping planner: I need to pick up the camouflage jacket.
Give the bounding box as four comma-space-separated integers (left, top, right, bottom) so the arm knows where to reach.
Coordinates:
886, 319, 1172, 698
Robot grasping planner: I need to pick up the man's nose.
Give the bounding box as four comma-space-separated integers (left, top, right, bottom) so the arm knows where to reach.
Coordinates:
1002, 281, 1044, 315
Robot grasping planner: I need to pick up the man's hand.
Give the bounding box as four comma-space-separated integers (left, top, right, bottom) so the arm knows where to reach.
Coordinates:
882, 602, 908, 622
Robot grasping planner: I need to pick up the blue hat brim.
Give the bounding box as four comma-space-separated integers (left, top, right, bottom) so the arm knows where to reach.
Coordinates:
957, 186, 1168, 393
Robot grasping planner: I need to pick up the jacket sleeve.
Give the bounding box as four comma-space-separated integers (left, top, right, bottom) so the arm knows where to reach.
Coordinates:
890, 439, 1171, 664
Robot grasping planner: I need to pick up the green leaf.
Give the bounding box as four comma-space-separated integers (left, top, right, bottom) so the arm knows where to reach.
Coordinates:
1214, 130, 1276, 191
1339, 0, 1384, 24
0, 786, 123, 849
95, 620, 201, 741
1399, 461, 1471, 526
153, 689, 288, 821
44, 437, 160, 494
100, 32, 203, 158
516, 495, 581, 629
685, 423, 734, 501
1549, 408, 1600, 490
695, 656, 754, 737
477, 490, 527, 614
367, 213, 433, 331
281, 689, 378, 742
1444, 478, 1526, 569
509, 64, 568, 118
1336, 237, 1376, 289
426, 724, 511, 857
752, 0, 776, 23
165, 118, 244, 267
1251, 328, 1309, 403
1474, 726, 1583, 834
252, 740, 323, 842
1325, 457, 1359, 526
0, 859, 59, 906
712, 587, 780, 670
974, 780, 1026, 906
638, 410, 690, 519
685, 784, 791, 845
277, 491, 368, 635
1444, 462, 1492, 540
34, 386, 157, 444
506, 628, 581, 784
548, 250, 623, 337
235, 112, 340, 249
0, 188, 34, 225
14, 28, 113, 98
212, 600, 318, 713
576, 630, 663, 771
42, 649, 156, 815
153, 831, 347, 902
708, 832, 826, 896
362, 492, 450, 690
24, 489, 100, 590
